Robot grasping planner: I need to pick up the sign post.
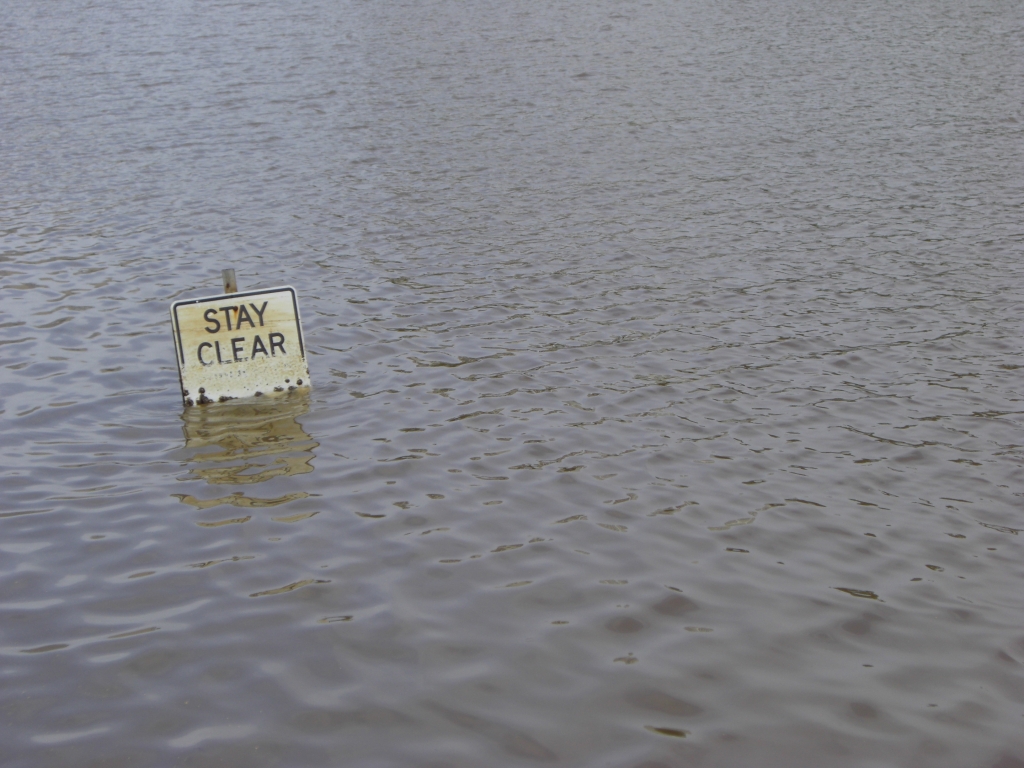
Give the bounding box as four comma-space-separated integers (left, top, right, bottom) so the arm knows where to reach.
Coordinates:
170, 286, 310, 406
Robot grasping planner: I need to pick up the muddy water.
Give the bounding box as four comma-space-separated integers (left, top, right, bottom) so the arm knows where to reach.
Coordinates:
2, 0, 1023, 765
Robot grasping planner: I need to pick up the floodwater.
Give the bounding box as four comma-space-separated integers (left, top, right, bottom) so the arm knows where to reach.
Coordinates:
1, 0, 1022, 765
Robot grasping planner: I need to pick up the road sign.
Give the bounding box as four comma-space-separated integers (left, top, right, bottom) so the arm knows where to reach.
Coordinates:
171, 286, 310, 406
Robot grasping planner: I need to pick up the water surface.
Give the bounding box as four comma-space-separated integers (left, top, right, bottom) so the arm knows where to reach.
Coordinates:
2, 0, 1023, 765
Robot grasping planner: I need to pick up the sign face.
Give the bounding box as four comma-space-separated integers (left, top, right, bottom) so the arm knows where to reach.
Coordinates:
170, 286, 310, 406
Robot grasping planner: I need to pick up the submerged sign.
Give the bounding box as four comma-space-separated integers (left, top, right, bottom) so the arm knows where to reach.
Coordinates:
171, 286, 310, 406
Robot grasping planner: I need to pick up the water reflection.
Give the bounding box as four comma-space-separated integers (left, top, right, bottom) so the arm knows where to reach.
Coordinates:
175, 392, 318, 489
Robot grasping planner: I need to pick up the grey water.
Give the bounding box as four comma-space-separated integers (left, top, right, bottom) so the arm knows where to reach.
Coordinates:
1, 0, 1023, 766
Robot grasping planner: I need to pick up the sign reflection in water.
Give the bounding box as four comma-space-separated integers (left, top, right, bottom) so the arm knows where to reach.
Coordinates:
175, 392, 318, 491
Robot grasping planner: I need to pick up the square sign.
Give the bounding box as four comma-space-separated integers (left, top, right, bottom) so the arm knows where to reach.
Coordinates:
171, 286, 310, 406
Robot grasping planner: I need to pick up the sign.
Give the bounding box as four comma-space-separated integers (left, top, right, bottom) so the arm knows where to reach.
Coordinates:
171, 286, 310, 406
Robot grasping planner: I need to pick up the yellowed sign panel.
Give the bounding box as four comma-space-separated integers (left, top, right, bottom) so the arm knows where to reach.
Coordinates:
171, 286, 310, 406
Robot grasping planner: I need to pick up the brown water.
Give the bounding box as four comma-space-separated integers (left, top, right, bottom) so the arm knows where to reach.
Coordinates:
2, 0, 1023, 766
